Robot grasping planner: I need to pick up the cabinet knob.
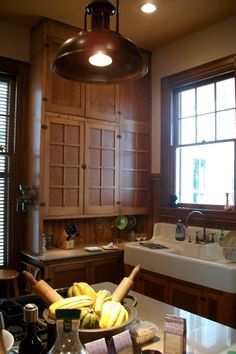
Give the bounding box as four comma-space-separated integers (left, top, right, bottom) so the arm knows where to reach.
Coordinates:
116, 201, 121, 205
41, 124, 48, 129
81, 163, 87, 169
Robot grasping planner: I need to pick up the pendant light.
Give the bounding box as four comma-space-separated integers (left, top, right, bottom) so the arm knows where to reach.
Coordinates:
52, 0, 148, 83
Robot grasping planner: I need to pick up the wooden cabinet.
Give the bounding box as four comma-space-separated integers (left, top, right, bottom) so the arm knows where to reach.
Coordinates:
85, 84, 119, 122
120, 120, 150, 215
26, 17, 151, 255
22, 251, 123, 289
43, 116, 119, 217
38, 21, 85, 116
124, 264, 236, 328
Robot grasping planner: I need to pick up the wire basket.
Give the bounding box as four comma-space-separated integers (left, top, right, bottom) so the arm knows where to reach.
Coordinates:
222, 246, 236, 262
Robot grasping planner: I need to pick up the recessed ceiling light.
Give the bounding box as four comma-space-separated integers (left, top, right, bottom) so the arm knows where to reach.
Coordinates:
140, 3, 157, 13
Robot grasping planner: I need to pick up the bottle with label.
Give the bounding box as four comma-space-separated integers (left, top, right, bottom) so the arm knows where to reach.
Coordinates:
48, 309, 88, 354
219, 228, 224, 246
175, 219, 185, 241
18, 303, 44, 354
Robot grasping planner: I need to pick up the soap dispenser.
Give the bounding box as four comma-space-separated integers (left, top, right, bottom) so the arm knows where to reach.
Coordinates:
175, 219, 185, 241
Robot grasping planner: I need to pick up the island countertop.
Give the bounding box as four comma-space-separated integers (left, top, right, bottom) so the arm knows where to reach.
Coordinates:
94, 282, 236, 354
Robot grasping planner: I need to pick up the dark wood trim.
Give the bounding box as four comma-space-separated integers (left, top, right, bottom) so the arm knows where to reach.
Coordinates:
160, 53, 236, 230
0, 56, 30, 268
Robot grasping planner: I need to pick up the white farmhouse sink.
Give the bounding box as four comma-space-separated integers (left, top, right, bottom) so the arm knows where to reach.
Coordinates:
124, 223, 236, 293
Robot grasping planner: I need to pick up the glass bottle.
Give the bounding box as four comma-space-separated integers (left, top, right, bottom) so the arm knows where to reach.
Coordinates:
47, 309, 88, 354
18, 303, 44, 354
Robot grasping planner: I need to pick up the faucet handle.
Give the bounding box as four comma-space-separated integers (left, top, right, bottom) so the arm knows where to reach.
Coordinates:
195, 231, 200, 244
210, 233, 215, 243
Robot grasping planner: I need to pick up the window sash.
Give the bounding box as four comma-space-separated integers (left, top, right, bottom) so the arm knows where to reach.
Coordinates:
0, 76, 15, 267
160, 54, 236, 213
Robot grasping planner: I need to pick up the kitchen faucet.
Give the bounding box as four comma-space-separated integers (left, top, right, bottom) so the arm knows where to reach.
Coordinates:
185, 210, 205, 243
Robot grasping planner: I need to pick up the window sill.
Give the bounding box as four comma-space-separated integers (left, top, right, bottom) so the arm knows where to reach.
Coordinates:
159, 206, 236, 230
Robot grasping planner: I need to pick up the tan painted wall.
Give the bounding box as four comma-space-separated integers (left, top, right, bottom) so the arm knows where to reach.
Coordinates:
152, 16, 236, 173
0, 20, 30, 62
1, 17, 236, 174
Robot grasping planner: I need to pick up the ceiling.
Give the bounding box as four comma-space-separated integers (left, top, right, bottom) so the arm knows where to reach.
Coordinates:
0, 0, 236, 51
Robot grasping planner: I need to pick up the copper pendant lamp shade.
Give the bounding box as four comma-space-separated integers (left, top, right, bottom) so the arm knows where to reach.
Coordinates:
52, 0, 148, 83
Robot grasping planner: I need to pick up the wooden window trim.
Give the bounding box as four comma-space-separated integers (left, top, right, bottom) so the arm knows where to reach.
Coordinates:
0, 56, 29, 268
160, 54, 236, 229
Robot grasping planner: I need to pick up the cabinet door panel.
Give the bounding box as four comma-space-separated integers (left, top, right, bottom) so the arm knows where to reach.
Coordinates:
90, 257, 123, 284
84, 122, 119, 214
85, 84, 118, 121
46, 262, 90, 288
120, 120, 150, 214
46, 36, 85, 116
43, 117, 84, 217
169, 281, 203, 315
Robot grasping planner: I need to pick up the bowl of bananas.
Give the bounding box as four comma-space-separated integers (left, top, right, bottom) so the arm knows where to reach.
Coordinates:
46, 282, 138, 343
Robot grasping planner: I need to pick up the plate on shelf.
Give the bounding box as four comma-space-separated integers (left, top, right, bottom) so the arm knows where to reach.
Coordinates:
84, 246, 103, 252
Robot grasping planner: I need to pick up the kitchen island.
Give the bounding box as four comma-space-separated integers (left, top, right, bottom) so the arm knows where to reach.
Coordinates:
94, 282, 236, 354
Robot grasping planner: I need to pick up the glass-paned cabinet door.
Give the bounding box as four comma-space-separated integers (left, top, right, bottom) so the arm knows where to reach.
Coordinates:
84, 121, 119, 214
43, 116, 84, 217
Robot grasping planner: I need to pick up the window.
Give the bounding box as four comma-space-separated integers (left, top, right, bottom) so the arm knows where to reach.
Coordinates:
0, 75, 16, 266
160, 55, 236, 216
175, 75, 235, 206
0, 57, 28, 268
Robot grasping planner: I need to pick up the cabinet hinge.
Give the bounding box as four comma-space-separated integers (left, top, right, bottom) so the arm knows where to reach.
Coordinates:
41, 124, 48, 129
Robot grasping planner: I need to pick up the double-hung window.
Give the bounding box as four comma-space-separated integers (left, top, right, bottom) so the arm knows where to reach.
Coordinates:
161, 55, 236, 214
175, 74, 235, 206
0, 75, 16, 267
0, 57, 28, 268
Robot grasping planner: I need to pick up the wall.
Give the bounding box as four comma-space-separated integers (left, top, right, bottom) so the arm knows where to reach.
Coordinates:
152, 16, 236, 174
0, 20, 30, 62
1, 17, 236, 174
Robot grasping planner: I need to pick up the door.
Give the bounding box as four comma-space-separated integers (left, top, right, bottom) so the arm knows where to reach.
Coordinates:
43, 116, 84, 217
84, 121, 119, 215
45, 27, 85, 116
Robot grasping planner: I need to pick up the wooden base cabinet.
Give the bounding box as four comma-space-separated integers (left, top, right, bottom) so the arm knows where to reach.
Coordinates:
22, 252, 124, 289
124, 264, 236, 328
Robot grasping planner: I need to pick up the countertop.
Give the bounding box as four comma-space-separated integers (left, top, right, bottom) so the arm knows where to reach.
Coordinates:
21, 242, 126, 263
93, 282, 236, 354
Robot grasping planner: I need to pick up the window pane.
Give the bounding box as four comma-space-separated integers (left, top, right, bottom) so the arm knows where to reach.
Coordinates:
216, 78, 235, 111
176, 142, 234, 205
217, 110, 236, 140
197, 83, 214, 115
180, 89, 195, 118
179, 116, 195, 145
197, 113, 215, 143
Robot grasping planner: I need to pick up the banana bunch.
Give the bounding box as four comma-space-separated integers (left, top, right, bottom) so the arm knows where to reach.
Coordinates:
49, 295, 93, 319
99, 300, 128, 328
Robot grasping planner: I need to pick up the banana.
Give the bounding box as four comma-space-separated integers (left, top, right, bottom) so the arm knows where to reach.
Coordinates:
94, 289, 111, 314
76, 282, 97, 303
49, 295, 93, 319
